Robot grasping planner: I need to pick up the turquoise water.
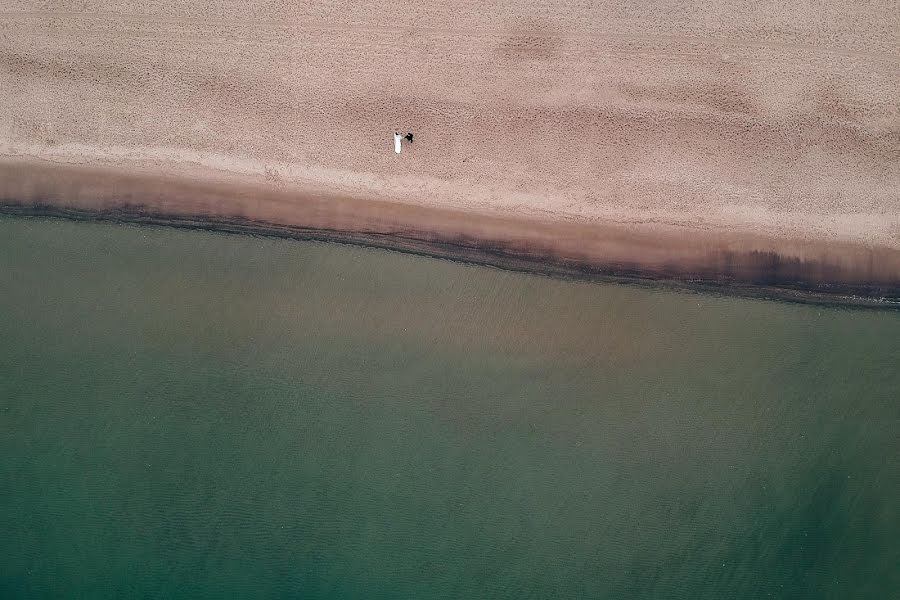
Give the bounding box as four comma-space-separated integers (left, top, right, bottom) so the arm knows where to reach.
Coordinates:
1, 216, 898, 598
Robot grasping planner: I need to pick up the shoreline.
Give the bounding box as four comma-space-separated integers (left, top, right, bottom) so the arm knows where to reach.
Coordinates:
3, 1, 898, 310
2, 159, 899, 308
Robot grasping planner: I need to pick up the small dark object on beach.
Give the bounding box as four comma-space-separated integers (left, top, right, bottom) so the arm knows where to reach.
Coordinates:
405, 133, 414, 143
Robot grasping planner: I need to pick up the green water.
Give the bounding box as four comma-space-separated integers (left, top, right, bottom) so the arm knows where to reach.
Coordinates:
1, 216, 898, 599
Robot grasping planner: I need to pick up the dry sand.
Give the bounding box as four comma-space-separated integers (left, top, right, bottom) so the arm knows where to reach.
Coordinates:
1, 1, 899, 299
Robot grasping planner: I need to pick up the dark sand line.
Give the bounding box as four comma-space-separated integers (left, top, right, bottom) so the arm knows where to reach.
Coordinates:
2, 158, 899, 307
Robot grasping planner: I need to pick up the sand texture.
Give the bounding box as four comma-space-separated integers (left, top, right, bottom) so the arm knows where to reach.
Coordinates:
1, 1, 899, 299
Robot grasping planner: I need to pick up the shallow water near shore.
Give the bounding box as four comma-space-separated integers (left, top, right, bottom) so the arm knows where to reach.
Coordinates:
1, 216, 898, 599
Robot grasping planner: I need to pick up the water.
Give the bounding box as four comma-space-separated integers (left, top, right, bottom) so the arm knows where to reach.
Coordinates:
1, 216, 897, 599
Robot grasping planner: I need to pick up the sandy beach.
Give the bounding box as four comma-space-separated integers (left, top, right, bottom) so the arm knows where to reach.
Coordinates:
1, 1, 899, 300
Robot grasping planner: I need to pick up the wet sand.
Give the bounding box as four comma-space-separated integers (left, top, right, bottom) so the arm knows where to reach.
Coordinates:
3, 158, 899, 305
1, 2, 899, 303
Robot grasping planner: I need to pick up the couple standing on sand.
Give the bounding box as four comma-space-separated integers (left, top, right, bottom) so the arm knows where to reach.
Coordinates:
394, 132, 414, 154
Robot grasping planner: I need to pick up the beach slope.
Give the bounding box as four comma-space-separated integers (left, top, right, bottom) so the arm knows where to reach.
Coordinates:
1, 1, 899, 300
